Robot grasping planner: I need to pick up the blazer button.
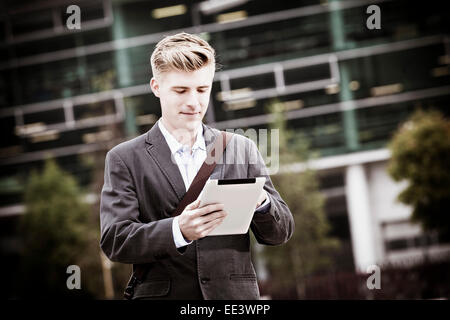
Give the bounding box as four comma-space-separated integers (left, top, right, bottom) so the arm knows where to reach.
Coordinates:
200, 277, 210, 284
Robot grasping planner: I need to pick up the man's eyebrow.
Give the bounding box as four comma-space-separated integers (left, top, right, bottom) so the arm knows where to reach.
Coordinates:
171, 85, 211, 89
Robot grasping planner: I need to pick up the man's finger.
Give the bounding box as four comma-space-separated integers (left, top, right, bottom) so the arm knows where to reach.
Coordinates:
193, 203, 224, 217
200, 204, 224, 217
198, 210, 227, 224
198, 216, 226, 237
185, 199, 201, 211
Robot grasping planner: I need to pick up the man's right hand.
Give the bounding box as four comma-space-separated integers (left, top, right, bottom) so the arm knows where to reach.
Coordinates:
178, 199, 227, 241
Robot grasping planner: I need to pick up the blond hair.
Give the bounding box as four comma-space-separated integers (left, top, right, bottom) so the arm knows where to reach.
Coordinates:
150, 32, 216, 78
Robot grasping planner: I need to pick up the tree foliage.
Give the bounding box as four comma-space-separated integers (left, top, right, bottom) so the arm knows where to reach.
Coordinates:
18, 159, 100, 298
260, 100, 340, 298
388, 109, 450, 240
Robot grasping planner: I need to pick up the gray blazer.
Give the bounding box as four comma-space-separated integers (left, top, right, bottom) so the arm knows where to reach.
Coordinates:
100, 123, 294, 299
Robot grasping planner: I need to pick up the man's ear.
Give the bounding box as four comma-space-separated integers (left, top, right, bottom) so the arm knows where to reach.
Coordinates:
150, 77, 160, 97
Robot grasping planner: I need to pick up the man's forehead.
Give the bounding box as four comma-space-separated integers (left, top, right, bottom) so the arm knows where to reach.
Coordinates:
159, 66, 215, 87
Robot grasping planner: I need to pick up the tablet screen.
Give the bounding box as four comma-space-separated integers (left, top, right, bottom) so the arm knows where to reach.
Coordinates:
199, 177, 266, 236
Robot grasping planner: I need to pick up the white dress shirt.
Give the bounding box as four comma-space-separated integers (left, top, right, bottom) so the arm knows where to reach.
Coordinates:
158, 119, 270, 249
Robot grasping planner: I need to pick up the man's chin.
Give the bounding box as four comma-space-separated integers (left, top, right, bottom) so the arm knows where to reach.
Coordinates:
185, 120, 202, 130
171, 119, 199, 133
182, 116, 202, 126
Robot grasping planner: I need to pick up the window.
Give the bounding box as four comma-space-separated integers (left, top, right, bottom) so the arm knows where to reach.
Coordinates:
23, 109, 65, 126
10, 9, 53, 37
74, 100, 116, 121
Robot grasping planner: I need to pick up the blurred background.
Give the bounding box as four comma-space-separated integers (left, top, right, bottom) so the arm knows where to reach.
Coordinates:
0, 0, 449, 299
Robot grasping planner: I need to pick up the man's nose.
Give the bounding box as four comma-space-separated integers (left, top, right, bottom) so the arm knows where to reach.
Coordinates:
186, 91, 201, 109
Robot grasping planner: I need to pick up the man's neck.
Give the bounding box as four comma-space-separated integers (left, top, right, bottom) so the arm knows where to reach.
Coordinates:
161, 118, 198, 149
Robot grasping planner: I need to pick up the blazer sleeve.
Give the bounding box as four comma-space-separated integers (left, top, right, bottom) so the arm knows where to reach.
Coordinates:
248, 140, 295, 245
99, 150, 185, 264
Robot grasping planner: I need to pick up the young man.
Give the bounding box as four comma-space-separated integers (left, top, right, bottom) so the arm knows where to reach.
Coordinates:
100, 32, 294, 300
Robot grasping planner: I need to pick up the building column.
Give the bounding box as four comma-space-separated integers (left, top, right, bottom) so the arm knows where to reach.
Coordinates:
329, 0, 359, 151
345, 164, 377, 272
112, 3, 137, 137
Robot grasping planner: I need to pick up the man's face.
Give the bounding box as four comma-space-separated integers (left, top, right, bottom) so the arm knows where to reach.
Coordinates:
150, 64, 215, 134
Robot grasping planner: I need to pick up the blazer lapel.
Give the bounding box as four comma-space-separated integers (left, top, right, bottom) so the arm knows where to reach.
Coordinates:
145, 123, 186, 200
144, 122, 222, 201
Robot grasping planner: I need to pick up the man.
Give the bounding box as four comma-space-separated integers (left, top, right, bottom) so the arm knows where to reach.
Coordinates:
100, 32, 294, 300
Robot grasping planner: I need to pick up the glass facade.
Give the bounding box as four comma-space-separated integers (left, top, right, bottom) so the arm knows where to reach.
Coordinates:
0, 0, 449, 274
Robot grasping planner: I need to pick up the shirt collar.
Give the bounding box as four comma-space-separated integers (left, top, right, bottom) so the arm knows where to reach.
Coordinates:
158, 118, 206, 155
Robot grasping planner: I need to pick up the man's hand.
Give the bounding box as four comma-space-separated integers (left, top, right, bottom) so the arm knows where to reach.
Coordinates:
178, 199, 227, 241
256, 190, 268, 208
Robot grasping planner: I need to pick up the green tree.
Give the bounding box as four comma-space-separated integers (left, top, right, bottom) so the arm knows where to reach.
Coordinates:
260, 100, 340, 299
388, 109, 450, 240
18, 159, 100, 298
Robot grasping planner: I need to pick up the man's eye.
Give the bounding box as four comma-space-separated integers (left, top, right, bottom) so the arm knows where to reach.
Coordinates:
175, 90, 186, 94
198, 89, 207, 93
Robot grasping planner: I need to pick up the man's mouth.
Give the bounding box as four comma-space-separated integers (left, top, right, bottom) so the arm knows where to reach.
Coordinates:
180, 112, 199, 116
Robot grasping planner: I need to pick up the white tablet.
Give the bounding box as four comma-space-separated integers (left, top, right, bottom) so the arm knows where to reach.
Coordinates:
198, 177, 266, 236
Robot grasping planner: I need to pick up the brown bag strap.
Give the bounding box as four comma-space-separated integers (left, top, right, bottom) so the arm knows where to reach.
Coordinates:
124, 131, 233, 299
171, 130, 233, 216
